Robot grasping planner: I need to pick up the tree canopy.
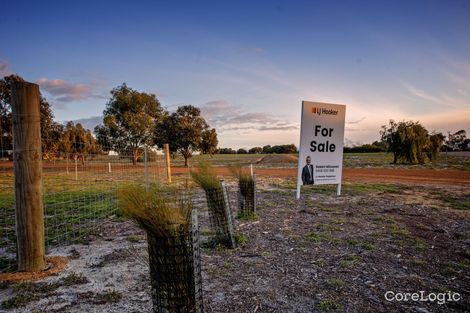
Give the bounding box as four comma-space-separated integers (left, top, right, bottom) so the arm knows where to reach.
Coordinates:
155, 105, 214, 166
0, 74, 63, 159
262, 144, 297, 154
248, 147, 263, 154
95, 83, 163, 164
380, 120, 444, 164
446, 130, 468, 151
60, 122, 100, 162
217, 147, 237, 154
200, 128, 218, 156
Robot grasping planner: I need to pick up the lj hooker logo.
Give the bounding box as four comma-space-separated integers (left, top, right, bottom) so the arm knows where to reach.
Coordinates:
312, 106, 338, 116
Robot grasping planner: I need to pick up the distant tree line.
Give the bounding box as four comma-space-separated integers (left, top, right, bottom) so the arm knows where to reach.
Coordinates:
444, 129, 469, 151
343, 142, 387, 153
217, 144, 298, 154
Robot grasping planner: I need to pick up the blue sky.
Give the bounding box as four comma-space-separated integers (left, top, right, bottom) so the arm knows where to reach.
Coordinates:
1, 0, 469, 148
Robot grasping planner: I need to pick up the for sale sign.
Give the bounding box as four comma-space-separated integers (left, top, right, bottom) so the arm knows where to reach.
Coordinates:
296, 101, 346, 198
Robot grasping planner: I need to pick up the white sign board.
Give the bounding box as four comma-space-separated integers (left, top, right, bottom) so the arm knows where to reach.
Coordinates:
296, 101, 346, 198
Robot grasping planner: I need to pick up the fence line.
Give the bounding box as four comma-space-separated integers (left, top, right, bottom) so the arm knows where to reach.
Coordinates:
0, 136, 254, 273
0, 139, 171, 272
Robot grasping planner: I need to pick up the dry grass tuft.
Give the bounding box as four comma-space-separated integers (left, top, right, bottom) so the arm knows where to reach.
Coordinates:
190, 162, 220, 190
117, 184, 192, 236
229, 165, 254, 196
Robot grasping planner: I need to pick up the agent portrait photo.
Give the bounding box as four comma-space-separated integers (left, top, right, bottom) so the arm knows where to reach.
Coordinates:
302, 155, 314, 185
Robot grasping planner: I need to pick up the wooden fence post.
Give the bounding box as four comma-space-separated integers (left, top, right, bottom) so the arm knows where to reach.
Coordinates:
11, 81, 46, 272
164, 143, 172, 183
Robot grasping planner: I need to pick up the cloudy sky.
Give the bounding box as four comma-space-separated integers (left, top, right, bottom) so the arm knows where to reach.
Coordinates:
1, 0, 469, 148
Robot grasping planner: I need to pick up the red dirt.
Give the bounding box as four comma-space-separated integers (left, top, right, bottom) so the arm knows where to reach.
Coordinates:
0, 256, 69, 282
174, 167, 470, 185
2, 161, 469, 185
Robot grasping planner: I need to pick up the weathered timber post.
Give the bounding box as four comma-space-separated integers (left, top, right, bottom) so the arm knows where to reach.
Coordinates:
11, 81, 46, 272
144, 145, 149, 192
164, 143, 172, 183
75, 157, 78, 180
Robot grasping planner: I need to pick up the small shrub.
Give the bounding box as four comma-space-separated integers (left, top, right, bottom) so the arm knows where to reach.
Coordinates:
236, 211, 258, 221
100, 289, 122, 303
118, 184, 192, 236
126, 235, 142, 243
340, 255, 362, 268
327, 278, 346, 289
317, 299, 342, 311
61, 272, 89, 286
0, 281, 10, 290
230, 165, 256, 214
13, 282, 56, 294
306, 231, 338, 244
68, 248, 80, 259
1, 293, 40, 309
235, 233, 249, 246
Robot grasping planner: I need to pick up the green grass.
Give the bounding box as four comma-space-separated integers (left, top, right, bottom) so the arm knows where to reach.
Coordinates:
316, 223, 342, 232
390, 224, 411, 237
98, 289, 122, 303
61, 272, 90, 286
339, 254, 362, 268
372, 216, 395, 224
306, 231, 340, 244
327, 278, 346, 289
347, 239, 377, 251
440, 194, 470, 210
387, 223, 429, 251
343, 152, 470, 170
126, 235, 142, 243
300, 182, 406, 197
0, 188, 118, 255
235, 233, 249, 246
177, 153, 263, 168
317, 299, 343, 311
1, 293, 41, 309
441, 261, 469, 275
361, 242, 377, 251
343, 183, 405, 195
186, 151, 469, 169
236, 211, 259, 221
189, 152, 470, 170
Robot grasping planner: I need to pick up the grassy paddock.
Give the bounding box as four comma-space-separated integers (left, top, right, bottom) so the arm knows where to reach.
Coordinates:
0, 169, 125, 271
170, 151, 470, 170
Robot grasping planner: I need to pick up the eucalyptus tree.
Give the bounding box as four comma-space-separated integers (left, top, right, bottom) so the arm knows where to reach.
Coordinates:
96, 83, 164, 165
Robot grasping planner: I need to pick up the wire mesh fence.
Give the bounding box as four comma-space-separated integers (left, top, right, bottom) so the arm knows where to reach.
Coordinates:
0, 138, 170, 273
0, 133, 254, 273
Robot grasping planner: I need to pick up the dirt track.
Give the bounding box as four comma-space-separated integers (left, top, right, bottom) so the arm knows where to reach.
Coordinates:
172, 167, 470, 185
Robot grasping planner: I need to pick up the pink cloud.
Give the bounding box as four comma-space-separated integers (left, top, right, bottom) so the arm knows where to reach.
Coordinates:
37, 78, 93, 102
0, 60, 11, 77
